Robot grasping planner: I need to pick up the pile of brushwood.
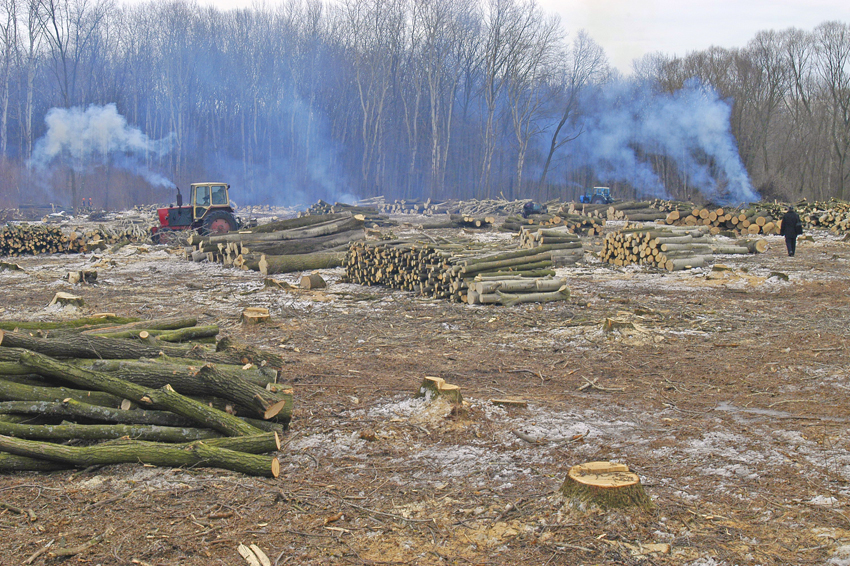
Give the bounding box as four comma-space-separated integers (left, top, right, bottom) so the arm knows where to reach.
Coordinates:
0, 315, 290, 477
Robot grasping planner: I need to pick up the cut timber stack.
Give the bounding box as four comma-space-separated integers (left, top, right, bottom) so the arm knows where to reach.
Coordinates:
0, 224, 143, 256
345, 240, 573, 305
663, 205, 780, 236
184, 212, 364, 274
0, 316, 291, 476
601, 224, 766, 271
517, 227, 584, 265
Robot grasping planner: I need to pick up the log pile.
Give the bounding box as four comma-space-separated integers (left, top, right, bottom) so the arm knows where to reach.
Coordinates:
661, 205, 780, 236
183, 212, 364, 274
345, 240, 574, 305
601, 224, 766, 271
0, 316, 290, 476
0, 224, 144, 256
302, 201, 394, 226
500, 210, 605, 236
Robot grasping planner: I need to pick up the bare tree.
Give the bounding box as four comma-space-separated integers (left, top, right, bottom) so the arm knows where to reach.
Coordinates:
815, 21, 850, 200
538, 30, 607, 189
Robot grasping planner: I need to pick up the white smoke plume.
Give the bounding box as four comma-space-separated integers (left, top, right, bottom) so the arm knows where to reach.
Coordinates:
28, 103, 176, 187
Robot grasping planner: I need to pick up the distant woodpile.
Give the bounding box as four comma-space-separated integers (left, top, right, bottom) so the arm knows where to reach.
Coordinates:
0, 224, 145, 257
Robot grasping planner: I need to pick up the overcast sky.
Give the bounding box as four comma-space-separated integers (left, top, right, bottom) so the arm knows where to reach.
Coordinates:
189, 0, 850, 74
535, 0, 850, 72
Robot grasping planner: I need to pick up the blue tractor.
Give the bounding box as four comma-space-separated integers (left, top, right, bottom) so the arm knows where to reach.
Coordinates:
579, 187, 614, 204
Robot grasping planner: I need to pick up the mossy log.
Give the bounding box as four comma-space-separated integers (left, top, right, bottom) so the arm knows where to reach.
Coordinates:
497, 285, 570, 307
0, 377, 123, 407
0, 314, 138, 332
0, 399, 197, 427
0, 453, 71, 472
0, 434, 280, 477
139, 384, 263, 436
560, 461, 653, 511
87, 325, 219, 343
0, 420, 222, 442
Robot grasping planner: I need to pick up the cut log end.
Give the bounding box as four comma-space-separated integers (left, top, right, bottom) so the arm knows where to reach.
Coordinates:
560, 461, 653, 511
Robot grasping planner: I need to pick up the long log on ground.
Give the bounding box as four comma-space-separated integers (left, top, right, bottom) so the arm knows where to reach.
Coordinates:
207, 215, 361, 245
0, 434, 280, 477
0, 453, 71, 471
0, 420, 222, 442
0, 377, 123, 407
241, 229, 365, 256
0, 330, 254, 364
76, 316, 199, 335
0, 315, 139, 332
258, 252, 345, 275
18, 351, 263, 436
243, 212, 353, 234
497, 285, 571, 307
83, 357, 279, 388
0, 399, 197, 427
86, 325, 219, 342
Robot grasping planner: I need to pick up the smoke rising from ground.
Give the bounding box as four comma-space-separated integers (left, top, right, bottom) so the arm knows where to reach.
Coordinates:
28, 104, 176, 188
568, 79, 759, 205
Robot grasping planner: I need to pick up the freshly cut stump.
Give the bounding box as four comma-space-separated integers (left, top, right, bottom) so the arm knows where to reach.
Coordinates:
560, 461, 653, 511
417, 376, 462, 404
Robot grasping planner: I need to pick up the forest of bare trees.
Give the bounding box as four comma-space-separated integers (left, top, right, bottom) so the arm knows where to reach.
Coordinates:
0, 0, 847, 210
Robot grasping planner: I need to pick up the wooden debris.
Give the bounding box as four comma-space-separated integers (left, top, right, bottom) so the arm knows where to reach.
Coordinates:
490, 398, 527, 408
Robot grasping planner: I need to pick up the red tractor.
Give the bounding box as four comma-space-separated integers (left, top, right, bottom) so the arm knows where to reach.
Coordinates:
151, 182, 239, 243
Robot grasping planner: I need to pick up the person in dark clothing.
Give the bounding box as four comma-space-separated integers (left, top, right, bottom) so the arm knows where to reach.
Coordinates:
780, 206, 803, 256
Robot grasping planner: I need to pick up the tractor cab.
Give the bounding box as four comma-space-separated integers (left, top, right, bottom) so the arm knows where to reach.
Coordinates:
579, 187, 614, 204
151, 182, 239, 243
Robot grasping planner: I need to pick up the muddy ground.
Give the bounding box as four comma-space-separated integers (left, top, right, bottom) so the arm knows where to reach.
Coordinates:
1, 215, 850, 566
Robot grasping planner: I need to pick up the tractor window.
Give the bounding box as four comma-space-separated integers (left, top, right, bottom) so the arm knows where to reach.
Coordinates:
211, 185, 227, 205
195, 186, 210, 206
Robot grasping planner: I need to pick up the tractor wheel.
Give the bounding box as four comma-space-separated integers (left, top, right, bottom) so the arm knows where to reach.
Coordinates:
202, 210, 238, 236
591, 195, 605, 204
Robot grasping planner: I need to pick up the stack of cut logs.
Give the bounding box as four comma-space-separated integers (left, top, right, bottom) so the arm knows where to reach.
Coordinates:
518, 226, 584, 262
185, 212, 366, 275
0, 224, 145, 256
601, 224, 767, 271
0, 315, 290, 476
345, 240, 576, 305
662, 206, 781, 236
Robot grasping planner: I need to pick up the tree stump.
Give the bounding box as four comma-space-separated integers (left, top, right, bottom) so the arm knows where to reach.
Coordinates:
416, 376, 462, 404
241, 307, 270, 324
560, 461, 653, 511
